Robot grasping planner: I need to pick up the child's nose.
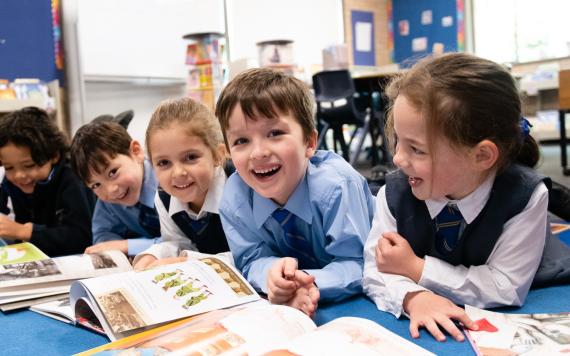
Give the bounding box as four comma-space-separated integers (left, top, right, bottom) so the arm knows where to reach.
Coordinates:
392, 148, 407, 168
172, 164, 188, 178
250, 140, 269, 160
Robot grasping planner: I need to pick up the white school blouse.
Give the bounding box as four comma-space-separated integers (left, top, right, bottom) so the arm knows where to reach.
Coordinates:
362, 172, 549, 317
132, 166, 226, 264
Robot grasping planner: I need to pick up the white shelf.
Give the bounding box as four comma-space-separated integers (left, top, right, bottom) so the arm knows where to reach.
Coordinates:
0, 98, 46, 112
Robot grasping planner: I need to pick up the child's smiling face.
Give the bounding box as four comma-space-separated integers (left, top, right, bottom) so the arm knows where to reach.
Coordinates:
226, 104, 317, 206
86, 143, 145, 206
391, 95, 485, 201
149, 123, 221, 213
0, 143, 58, 194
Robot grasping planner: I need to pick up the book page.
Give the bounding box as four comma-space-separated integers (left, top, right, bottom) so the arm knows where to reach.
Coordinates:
29, 297, 75, 324
271, 317, 434, 356
71, 257, 259, 340
0, 242, 48, 265
465, 305, 570, 355
0, 250, 132, 288
76, 303, 316, 356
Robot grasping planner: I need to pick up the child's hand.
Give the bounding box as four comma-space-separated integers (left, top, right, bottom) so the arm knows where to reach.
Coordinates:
85, 240, 129, 254
0, 216, 32, 241
376, 232, 424, 282
403, 290, 478, 342
267, 257, 298, 304
146, 256, 188, 269
133, 254, 159, 271
285, 274, 320, 318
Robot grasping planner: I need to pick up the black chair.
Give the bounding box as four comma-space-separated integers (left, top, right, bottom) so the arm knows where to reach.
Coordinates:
312, 70, 370, 164
91, 110, 134, 129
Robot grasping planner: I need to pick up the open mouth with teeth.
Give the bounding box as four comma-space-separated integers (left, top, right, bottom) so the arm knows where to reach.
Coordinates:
174, 182, 193, 189
252, 165, 281, 178
408, 176, 423, 187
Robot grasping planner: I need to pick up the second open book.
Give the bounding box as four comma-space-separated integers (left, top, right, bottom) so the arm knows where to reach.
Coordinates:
76, 302, 434, 356
32, 254, 259, 341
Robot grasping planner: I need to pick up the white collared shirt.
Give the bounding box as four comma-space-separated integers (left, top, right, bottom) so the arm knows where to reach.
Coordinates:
133, 165, 226, 262
363, 173, 549, 317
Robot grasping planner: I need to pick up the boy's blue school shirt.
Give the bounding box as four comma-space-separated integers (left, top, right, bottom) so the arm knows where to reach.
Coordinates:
220, 150, 376, 302
91, 159, 160, 255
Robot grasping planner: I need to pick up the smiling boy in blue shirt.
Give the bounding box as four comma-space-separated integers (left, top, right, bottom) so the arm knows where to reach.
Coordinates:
215, 68, 375, 316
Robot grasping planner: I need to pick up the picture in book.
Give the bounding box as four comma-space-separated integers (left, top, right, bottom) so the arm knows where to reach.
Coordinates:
465, 305, 570, 355
81, 256, 257, 336
77, 303, 434, 356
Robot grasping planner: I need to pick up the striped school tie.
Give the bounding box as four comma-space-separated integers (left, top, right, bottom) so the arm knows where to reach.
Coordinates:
435, 204, 463, 255
189, 213, 211, 235
272, 208, 318, 269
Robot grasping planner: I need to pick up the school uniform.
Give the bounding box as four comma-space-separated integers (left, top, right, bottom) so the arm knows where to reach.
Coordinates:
220, 150, 376, 302
363, 164, 550, 317
0, 159, 95, 257
91, 159, 160, 255
133, 165, 228, 263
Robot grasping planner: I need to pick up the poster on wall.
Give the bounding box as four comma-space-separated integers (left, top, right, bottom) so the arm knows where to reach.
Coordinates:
351, 10, 375, 66
392, 0, 464, 67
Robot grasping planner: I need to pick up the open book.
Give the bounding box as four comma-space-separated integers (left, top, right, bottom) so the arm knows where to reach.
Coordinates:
0, 246, 132, 310
0, 242, 49, 265
41, 256, 260, 341
76, 303, 434, 356
464, 305, 570, 355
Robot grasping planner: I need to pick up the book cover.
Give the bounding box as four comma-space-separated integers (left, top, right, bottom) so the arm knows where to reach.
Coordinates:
0, 242, 49, 265
465, 305, 570, 355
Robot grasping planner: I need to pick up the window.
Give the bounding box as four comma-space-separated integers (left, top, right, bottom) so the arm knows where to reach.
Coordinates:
473, 0, 570, 63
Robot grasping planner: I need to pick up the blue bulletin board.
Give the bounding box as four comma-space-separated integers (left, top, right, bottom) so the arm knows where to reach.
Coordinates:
392, 0, 463, 68
351, 10, 376, 66
0, 0, 63, 83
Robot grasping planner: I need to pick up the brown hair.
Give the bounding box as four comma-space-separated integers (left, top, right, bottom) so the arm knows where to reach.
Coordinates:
385, 52, 539, 170
146, 97, 224, 164
70, 121, 132, 182
0, 107, 68, 166
215, 68, 315, 148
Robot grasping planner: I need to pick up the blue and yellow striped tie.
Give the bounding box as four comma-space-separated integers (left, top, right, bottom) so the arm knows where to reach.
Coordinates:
435, 205, 463, 255
272, 208, 318, 269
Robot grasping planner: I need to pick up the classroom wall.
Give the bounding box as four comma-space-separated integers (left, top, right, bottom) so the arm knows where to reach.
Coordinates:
63, 0, 345, 141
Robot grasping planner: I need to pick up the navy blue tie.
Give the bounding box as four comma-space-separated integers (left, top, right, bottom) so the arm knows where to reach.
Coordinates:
189, 213, 211, 235
137, 203, 161, 237
272, 208, 318, 269
435, 205, 463, 255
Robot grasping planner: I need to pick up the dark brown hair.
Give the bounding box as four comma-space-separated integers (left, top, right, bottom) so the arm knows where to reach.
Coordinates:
0, 107, 68, 166
146, 97, 224, 164
70, 121, 132, 182
215, 68, 315, 148
385, 52, 539, 170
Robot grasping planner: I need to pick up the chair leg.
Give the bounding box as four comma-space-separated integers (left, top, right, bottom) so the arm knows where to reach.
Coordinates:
333, 126, 350, 161
317, 120, 330, 150
349, 109, 371, 166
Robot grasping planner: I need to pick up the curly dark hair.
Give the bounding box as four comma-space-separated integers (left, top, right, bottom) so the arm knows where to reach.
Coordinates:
0, 107, 68, 166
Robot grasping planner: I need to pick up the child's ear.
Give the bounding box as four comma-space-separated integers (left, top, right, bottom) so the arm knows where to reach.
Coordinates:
473, 139, 498, 170
49, 152, 60, 165
305, 129, 318, 158
215, 143, 226, 166
129, 140, 145, 163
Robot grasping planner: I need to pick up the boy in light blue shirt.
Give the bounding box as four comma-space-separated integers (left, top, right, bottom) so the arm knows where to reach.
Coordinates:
215, 68, 375, 316
70, 121, 160, 256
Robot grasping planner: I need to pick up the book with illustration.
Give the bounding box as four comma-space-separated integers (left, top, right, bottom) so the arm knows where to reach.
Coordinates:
0, 242, 49, 265
76, 303, 434, 356
0, 249, 132, 309
60, 256, 260, 341
464, 305, 570, 355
